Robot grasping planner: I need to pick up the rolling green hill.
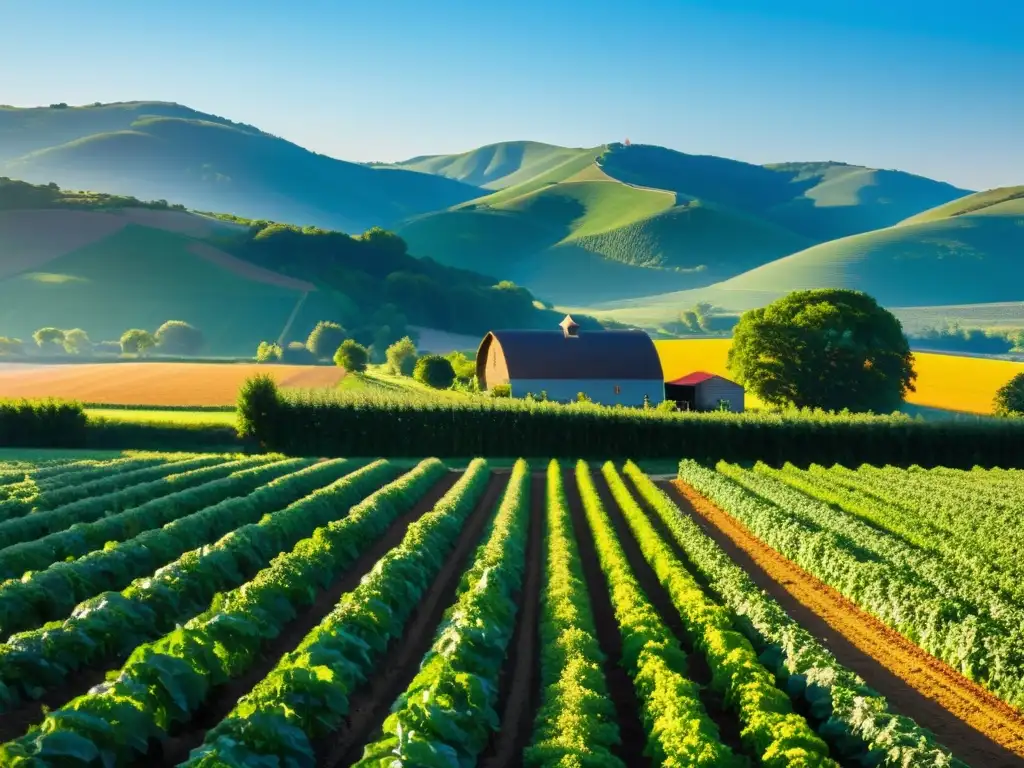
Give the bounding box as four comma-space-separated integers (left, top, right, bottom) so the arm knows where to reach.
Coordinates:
592, 185, 1024, 324
391, 142, 596, 189
0, 103, 481, 232
598, 144, 971, 241
0, 179, 580, 356
397, 141, 971, 304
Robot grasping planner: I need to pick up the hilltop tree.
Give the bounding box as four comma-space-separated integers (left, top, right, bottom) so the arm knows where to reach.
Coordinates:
385, 336, 418, 376
155, 321, 204, 356
33, 327, 65, 352
306, 321, 347, 359
728, 289, 916, 413
256, 341, 283, 363
994, 373, 1024, 417
360, 227, 408, 257
120, 329, 156, 356
63, 329, 92, 355
334, 339, 369, 373
414, 354, 456, 390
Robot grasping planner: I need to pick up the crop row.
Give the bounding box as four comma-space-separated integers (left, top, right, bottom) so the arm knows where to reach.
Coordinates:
183, 459, 493, 766
356, 459, 530, 766
677, 459, 1024, 712
0, 454, 239, 555
626, 463, 963, 767
768, 464, 1024, 607
575, 460, 743, 766
0, 453, 220, 526
525, 460, 623, 768
0, 458, 398, 712
0, 458, 461, 764
603, 462, 835, 766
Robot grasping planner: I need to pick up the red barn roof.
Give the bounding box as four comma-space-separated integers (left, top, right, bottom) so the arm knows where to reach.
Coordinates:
666, 371, 717, 386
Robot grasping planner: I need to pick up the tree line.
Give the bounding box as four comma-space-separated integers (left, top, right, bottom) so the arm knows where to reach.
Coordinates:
0, 321, 205, 358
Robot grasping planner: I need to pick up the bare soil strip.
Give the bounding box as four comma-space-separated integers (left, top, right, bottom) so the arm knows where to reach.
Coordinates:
478, 472, 545, 768
316, 472, 510, 768
665, 480, 1024, 768
592, 473, 750, 761
151, 470, 478, 766
563, 469, 650, 768
0, 471, 463, 745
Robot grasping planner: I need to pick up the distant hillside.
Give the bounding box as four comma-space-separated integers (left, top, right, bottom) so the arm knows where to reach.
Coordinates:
397, 141, 970, 305
599, 144, 971, 241
592, 185, 1024, 324
0, 178, 579, 356
0, 103, 480, 232
391, 142, 595, 189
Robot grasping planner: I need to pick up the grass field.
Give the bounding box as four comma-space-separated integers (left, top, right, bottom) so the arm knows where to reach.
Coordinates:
655, 339, 1024, 415
0, 451, 1013, 766
0, 362, 345, 406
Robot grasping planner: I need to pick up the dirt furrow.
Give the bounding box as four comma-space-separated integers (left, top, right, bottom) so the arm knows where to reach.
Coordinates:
591, 472, 750, 761
666, 479, 1024, 768
478, 472, 545, 768
316, 471, 509, 768
151, 470, 468, 766
563, 469, 650, 768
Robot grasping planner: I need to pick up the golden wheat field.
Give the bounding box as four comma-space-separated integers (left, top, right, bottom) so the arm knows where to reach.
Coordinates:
0, 362, 345, 407
654, 339, 1024, 415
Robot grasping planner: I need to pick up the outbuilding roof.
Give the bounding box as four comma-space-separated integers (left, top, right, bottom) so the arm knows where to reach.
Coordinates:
478, 328, 663, 381
667, 371, 739, 386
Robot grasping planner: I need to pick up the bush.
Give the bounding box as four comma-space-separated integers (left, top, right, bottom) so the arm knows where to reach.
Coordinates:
414, 354, 455, 389
236, 375, 281, 447
446, 351, 476, 382
281, 341, 316, 365
120, 329, 155, 356
63, 328, 92, 355
385, 336, 418, 376
306, 321, 347, 359
489, 384, 511, 398
334, 339, 369, 373
256, 341, 283, 363
155, 321, 204, 356
994, 373, 1024, 417
0, 398, 87, 447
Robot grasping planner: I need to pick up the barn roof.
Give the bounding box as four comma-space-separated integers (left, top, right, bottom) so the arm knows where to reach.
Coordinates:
666, 371, 736, 386
479, 328, 663, 381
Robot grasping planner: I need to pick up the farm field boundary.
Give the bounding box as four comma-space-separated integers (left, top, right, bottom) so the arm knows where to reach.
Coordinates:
668, 479, 1024, 765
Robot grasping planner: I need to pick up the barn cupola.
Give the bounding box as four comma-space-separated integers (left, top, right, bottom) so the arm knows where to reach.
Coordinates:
560, 314, 580, 338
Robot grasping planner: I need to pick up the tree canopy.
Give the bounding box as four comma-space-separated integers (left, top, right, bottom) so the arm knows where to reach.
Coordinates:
385, 336, 418, 376
154, 321, 204, 356
727, 289, 916, 412
994, 373, 1024, 417
120, 329, 156, 355
414, 354, 456, 390
334, 339, 369, 373
306, 321, 347, 359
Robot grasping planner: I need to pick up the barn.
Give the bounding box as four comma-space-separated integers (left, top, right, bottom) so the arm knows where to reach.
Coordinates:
665, 371, 745, 412
476, 315, 665, 406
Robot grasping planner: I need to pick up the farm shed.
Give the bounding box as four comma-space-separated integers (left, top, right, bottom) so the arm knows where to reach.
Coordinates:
665, 371, 744, 412
476, 315, 664, 406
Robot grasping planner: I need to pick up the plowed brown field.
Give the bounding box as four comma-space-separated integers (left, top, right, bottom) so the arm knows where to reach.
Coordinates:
671, 480, 1024, 767
0, 362, 344, 406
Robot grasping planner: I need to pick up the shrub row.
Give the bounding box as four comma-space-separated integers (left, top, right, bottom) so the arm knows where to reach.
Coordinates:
0, 399, 87, 448
239, 383, 1024, 467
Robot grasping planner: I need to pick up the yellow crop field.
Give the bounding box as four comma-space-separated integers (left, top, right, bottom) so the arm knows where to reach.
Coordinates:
655, 339, 1024, 415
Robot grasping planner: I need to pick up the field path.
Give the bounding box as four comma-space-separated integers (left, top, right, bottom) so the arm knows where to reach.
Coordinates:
665, 480, 1024, 768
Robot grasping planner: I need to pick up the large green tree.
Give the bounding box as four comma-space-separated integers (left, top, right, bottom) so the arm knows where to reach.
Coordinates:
155, 321, 204, 356
306, 321, 347, 359
994, 373, 1024, 416
727, 289, 916, 412
334, 339, 369, 373
120, 329, 156, 356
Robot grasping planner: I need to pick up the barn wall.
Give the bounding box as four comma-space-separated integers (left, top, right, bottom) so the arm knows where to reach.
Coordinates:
694, 378, 745, 412
481, 337, 510, 389
511, 378, 664, 406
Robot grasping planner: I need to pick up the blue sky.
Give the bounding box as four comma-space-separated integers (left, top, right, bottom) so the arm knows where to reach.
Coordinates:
2, 0, 1021, 190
